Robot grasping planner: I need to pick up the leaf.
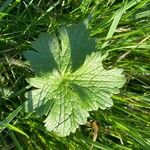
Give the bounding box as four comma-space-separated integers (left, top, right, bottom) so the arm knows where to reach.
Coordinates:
0, 104, 24, 133
0, 122, 29, 138
24, 22, 126, 136
101, 0, 142, 49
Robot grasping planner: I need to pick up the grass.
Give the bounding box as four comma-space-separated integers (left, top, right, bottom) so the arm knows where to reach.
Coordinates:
0, 0, 150, 149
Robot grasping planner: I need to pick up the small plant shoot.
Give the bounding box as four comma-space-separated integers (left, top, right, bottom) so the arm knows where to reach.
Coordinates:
23, 22, 126, 136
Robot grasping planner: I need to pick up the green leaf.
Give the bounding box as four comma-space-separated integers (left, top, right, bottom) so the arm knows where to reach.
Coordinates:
24, 22, 126, 136
0, 122, 29, 138
0, 105, 24, 133
101, 0, 142, 49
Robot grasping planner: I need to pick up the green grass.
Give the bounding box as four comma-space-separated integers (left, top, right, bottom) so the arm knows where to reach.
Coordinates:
0, 0, 150, 149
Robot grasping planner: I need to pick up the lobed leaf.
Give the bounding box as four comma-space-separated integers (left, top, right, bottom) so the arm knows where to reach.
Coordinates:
24, 22, 126, 136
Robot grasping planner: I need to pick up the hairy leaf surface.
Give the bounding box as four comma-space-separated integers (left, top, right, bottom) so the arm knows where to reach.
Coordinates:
24, 23, 126, 136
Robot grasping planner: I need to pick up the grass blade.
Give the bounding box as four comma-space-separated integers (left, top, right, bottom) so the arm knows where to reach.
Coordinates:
0, 104, 24, 133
